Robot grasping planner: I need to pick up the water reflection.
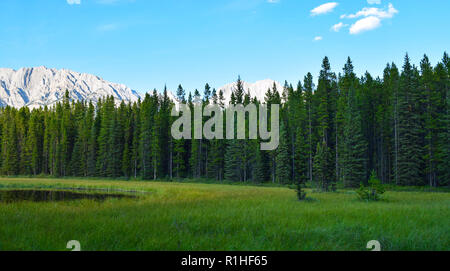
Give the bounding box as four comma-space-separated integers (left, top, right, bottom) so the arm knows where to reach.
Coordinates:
0, 189, 136, 203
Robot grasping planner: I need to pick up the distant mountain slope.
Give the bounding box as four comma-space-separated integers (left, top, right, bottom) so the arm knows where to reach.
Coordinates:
217, 79, 284, 105
170, 79, 284, 107
0, 66, 141, 109
0, 66, 283, 109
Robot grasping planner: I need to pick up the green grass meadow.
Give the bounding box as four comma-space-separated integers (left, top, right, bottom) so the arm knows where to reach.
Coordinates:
0, 178, 448, 251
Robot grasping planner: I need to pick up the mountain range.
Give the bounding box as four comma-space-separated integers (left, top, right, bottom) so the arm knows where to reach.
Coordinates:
0, 66, 283, 108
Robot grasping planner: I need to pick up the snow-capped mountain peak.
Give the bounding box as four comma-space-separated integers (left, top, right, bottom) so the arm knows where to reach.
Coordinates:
216, 79, 284, 105
0, 66, 141, 109
0, 66, 283, 109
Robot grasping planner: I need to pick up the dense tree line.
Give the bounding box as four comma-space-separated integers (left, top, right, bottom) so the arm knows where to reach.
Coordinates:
0, 53, 448, 188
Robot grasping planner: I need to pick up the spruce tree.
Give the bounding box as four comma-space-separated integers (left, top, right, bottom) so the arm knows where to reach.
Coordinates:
151, 110, 161, 180
173, 85, 186, 178
70, 101, 87, 176
189, 90, 202, 178
140, 93, 155, 180
314, 140, 332, 191
303, 73, 315, 184
131, 101, 141, 178
435, 54, 450, 186
315, 57, 338, 184
1, 108, 19, 175
397, 54, 424, 185
342, 87, 367, 187
96, 96, 116, 177
275, 123, 291, 184
420, 55, 440, 187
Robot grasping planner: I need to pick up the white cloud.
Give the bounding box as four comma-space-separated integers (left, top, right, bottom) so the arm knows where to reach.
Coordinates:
96, 0, 135, 4
267, 0, 280, 3
341, 3, 397, 34
311, 2, 338, 16
97, 23, 119, 32
67, 0, 81, 4
367, 0, 381, 4
341, 3, 398, 19
331, 22, 347, 32
349, 16, 381, 34
314, 36, 323, 41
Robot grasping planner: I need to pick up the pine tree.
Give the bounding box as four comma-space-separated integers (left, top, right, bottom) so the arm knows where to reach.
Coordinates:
173, 85, 186, 178
342, 87, 368, 187
15, 107, 29, 175
24, 110, 43, 175
252, 147, 266, 183
48, 104, 62, 176
336, 57, 357, 183
315, 57, 338, 185
159, 86, 172, 178
176, 84, 186, 103
151, 109, 161, 180
420, 55, 440, 187
397, 54, 424, 185
190, 89, 202, 178
87, 102, 99, 177
303, 73, 315, 184
314, 140, 332, 191
140, 93, 155, 180
234, 76, 244, 104
208, 90, 226, 181
435, 53, 450, 186
287, 81, 301, 183
96, 96, 116, 177
70, 101, 87, 176
276, 123, 291, 184
1, 108, 19, 175
131, 101, 141, 178
264, 84, 280, 183
109, 102, 125, 177
121, 103, 133, 178
218, 90, 225, 108
294, 122, 309, 185
224, 139, 242, 182
59, 91, 75, 176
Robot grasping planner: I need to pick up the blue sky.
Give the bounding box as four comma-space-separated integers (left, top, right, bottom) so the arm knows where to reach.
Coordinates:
0, 0, 448, 94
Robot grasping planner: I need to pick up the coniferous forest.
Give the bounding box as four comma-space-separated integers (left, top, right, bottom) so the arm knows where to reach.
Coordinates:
1, 53, 448, 188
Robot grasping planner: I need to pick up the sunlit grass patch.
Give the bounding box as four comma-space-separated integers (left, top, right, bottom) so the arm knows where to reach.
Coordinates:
0, 178, 448, 251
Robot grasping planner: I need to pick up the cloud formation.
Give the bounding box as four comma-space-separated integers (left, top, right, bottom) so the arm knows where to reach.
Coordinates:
349, 16, 382, 34
341, 3, 398, 19
314, 36, 323, 41
367, 0, 381, 4
341, 3, 398, 34
96, 0, 136, 4
331, 22, 347, 32
97, 23, 119, 32
67, 0, 81, 4
311, 2, 338, 16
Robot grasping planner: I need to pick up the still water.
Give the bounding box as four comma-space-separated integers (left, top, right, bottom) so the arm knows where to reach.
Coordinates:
0, 189, 136, 203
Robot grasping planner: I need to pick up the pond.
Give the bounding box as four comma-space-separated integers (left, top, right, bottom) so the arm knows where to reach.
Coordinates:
0, 189, 137, 203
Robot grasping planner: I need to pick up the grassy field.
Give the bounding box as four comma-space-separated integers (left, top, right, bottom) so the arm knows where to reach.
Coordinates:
0, 177, 448, 251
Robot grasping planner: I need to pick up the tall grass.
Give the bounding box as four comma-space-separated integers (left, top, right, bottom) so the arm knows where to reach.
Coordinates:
0, 178, 448, 251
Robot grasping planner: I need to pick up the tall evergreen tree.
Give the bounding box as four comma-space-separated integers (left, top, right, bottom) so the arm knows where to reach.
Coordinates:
397, 54, 424, 185
314, 140, 332, 191
342, 87, 368, 187
276, 123, 291, 184
1, 108, 19, 175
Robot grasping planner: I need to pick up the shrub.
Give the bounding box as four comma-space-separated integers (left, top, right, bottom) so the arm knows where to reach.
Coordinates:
357, 171, 385, 201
